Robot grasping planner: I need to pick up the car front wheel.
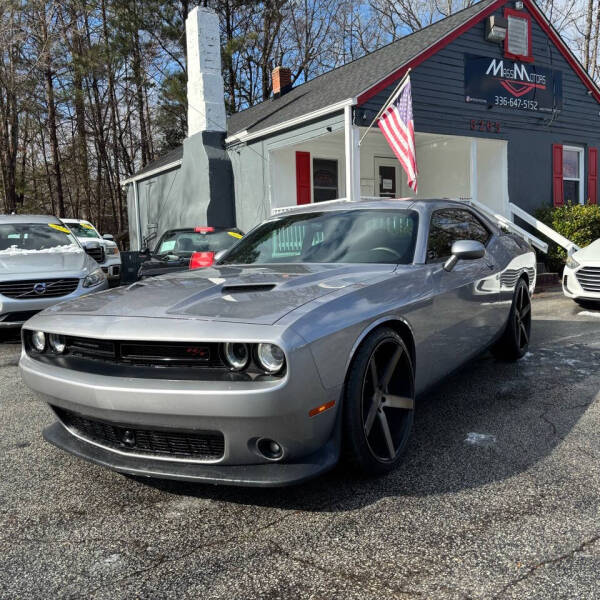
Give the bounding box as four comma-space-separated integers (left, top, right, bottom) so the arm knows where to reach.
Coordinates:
492, 277, 531, 361
342, 327, 415, 476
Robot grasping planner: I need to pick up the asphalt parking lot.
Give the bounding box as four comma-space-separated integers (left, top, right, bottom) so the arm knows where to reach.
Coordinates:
1, 290, 599, 599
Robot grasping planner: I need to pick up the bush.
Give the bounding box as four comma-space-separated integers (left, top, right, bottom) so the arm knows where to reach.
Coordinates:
535, 203, 600, 273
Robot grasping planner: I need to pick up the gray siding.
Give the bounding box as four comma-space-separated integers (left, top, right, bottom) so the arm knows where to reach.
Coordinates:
356, 7, 600, 213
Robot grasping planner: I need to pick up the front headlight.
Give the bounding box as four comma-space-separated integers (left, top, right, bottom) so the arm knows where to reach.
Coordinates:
83, 267, 106, 288
566, 256, 580, 269
105, 246, 119, 256
256, 343, 285, 373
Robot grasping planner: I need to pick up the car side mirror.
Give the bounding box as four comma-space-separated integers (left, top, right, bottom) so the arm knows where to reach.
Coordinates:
139, 247, 150, 258
213, 250, 227, 263
102, 233, 114, 241
443, 240, 486, 272
82, 240, 100, 250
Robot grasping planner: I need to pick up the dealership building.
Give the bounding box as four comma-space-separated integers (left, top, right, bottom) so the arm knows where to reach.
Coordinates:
124, 0, 600, 251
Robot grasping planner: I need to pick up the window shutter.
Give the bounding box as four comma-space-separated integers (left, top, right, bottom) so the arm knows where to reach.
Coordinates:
589, 147, 598, 205
295, 151, 311, 205
552, 144, 564, 207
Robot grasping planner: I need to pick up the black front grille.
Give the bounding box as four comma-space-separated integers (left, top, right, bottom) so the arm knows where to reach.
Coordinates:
66, 336, 222, 367
54, 407, 225, 461
0, 278, 79, 299
85, 246, 105, 264
576, 267, 600, 293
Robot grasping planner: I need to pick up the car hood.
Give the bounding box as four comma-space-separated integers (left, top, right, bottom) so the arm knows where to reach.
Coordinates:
42, 263, 395, 325
0, 247, 90, 279
573, 238, 600, 265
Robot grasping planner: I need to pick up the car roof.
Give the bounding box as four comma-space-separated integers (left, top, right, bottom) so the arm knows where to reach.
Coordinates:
160, 227, 243, 235
0, 214, 63, 225
61, 218, 93, 224
268, 197, 471, 217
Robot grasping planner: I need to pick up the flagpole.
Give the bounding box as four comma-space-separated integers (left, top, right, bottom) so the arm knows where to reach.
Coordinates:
358, 68, 412, 147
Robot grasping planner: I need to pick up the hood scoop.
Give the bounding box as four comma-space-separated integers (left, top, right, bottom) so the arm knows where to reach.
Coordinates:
221, 283, 277, 294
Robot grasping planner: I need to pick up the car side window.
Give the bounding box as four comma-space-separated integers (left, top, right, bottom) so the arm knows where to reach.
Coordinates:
427, 209, 491, 263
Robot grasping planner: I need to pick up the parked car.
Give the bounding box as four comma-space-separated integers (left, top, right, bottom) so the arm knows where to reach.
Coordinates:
137, 227, 244, 279
20, 199, 535, 486
62, 218, 121, 287
562, 239, 600, 306
0, 215, 108, 329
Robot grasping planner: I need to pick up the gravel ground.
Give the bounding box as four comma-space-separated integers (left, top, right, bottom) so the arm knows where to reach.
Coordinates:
1, 290, 599, 599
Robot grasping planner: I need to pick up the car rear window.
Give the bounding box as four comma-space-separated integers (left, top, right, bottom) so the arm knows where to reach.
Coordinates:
155, 230, 241, 255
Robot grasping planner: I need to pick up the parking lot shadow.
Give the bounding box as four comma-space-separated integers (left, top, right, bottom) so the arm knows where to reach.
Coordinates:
137, 323, 600, 512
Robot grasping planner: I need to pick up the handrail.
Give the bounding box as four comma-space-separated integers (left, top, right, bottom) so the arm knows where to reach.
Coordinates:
461, 198, 549, 253
508, 202, 579, 254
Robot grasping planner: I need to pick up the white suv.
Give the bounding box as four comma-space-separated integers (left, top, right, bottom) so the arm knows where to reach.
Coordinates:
62, 219, 121, 287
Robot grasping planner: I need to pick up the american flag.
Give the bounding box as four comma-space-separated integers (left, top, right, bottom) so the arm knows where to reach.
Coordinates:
377, 77, 418, 193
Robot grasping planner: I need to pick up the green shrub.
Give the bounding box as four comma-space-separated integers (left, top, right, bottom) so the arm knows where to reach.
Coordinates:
535, 203, 600, 273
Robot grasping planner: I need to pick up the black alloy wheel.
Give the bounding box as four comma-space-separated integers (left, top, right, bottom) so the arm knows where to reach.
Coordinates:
492, 277, 532, 361
513, 280, 532, 352
343, 328, 415, 475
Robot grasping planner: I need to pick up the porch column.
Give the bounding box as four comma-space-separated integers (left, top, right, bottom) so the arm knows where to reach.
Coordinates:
344, 105, 360, 201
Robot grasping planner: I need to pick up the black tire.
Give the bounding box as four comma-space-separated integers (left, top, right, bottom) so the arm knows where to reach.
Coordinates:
342, 327, 415, 476
492, 278, 532, 361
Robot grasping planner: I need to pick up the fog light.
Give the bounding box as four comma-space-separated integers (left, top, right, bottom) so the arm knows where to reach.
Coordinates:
31, 331, 46, 352
257, 438, 283, 460
223, 342, 250, 371
48, 334, 66, 354
256, 343, 285, 373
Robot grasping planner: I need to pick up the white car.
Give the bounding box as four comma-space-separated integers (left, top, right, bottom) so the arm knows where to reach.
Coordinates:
62, 219, 121, 287
562, 239, 600, 305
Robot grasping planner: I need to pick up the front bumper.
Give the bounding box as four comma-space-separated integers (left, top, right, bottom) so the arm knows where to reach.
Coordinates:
19, 336, 341, 485
100, 255, 121, 280
0, 280, 109, 328
562, 266, 600, 301
43, 420, 339, 487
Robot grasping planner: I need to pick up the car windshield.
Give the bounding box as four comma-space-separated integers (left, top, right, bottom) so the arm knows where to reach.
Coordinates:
221, 209, 419, 265
66, 222, 100, 238
155, 230, 241, 256
0, 223, 80, 254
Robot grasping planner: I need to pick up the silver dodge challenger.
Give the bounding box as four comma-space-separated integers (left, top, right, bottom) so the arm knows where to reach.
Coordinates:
20, 199, 536, 486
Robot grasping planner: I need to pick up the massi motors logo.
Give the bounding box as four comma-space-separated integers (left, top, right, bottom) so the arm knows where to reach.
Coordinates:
485, 59, 546, 97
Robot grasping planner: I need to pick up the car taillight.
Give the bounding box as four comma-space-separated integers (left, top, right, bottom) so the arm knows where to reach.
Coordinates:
189, 251, 215, 269
194, 226, 215, 233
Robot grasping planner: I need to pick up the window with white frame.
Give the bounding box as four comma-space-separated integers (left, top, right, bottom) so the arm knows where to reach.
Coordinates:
312, 158, 338, 202
563, 146, 584, 205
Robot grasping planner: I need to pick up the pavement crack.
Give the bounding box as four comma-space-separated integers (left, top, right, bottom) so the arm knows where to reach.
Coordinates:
491, 533, 600, 599
268, 541, 422, 597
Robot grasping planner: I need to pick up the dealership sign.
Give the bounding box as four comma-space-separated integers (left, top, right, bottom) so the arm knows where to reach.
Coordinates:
464, 54, 562, 113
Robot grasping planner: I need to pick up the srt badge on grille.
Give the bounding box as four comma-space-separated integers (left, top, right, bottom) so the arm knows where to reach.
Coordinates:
33, 282, 47, 295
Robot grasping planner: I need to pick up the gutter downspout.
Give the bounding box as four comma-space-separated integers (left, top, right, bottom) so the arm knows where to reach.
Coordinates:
133, 180, 142, 251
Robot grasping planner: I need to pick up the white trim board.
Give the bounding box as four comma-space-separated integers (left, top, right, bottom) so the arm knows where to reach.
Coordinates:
121, 159, 183, 186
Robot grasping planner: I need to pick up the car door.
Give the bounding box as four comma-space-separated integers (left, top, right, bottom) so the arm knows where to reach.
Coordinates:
425, 208, 502, 380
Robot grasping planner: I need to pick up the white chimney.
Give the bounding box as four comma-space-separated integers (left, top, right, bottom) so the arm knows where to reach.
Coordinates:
186, 7, 226, 136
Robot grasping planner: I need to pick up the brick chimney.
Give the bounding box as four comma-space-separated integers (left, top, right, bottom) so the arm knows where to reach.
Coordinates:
272, 66, 292, 98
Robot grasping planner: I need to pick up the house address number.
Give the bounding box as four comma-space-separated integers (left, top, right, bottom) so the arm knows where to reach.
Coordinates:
470, 119, 501, 133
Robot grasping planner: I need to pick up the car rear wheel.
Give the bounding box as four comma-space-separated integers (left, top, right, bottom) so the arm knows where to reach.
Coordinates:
492, 278, 531, 361
342, 328, 415, 476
